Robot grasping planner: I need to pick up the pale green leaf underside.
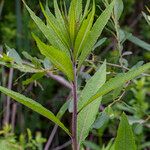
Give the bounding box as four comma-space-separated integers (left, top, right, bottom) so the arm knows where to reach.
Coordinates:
78, 61, 106, 110
81, 62, 150, 111
0, 86, 71, 136
77, 97, 102, 146
77, 61, 106, 145
114, 113, 136, 150
127, 33, 150, 51
114, 0, 124, 20
33, 34, 74, 81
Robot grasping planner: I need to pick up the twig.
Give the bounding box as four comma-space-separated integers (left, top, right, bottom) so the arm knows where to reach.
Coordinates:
44, 125, 58, 150
99, 61, 150, 77
47, 72, 72, 90
3, 68, 14, 125
11, 103, 17, 132
109, 82, 130, 107
44, 91, 72, 150
52, 140, 72, 150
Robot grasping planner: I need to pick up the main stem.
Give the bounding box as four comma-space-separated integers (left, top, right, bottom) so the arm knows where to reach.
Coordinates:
72, 61, 78, 150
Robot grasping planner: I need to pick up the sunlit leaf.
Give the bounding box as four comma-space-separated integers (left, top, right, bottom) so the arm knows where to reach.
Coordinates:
78, 1, 114, 68
33, 34, 74, 81
74, 1, 95, 59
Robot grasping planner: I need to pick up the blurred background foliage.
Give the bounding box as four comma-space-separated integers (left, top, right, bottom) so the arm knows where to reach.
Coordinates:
0, 0, 150, 149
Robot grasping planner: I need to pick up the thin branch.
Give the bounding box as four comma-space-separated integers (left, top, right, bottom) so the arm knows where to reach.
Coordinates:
44, 92, 72, 150
47, 72, 72, 90
109, 82, 130, 107
99, 61, 150, 77
52, 140, 72, 150
11, 103, 17, 132
3, 68, 14, 125
44, 125, 58, 150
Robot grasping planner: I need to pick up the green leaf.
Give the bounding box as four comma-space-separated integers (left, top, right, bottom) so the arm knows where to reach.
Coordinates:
142, 11, 150, 25
13, 64, 43, 73
114, 0, 124, 20
43, 58, 52, 69
33, 34, 74, 81
82, 0, 90, 19
83, 141, 100, 150
77, 61, 106, 145
114, 113, 136, 150
74, 1, 95, 59
127, 32, 150, 51
78, 61, 106, 110
81, 62, 150, 111
78, 97, 102, 146
75, 0, 82, 22
68, 0, 83, 44
53, 0, 70, 46
22, 72, 45, 85
92, 111, 109, 129
40, 2, 69, 52
22, 51, 42, 68
102, 140, 114, 150
68, 0, 76, 45
78, 1, 114, 68
93, 37, 107, 50
23, 1, 68, 52
0, 61, 43, 73
0, 86, 71, 136
56, 100, 70, 119
6, 45, 22, 65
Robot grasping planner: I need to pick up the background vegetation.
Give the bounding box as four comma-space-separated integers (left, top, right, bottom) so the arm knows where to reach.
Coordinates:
0, 0, 150, 149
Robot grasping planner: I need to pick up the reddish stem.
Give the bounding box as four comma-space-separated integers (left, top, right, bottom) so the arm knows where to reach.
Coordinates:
72, 62, 78, 150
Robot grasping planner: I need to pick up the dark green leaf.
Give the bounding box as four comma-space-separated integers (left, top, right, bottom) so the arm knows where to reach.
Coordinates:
114, 113, 136, 150
22, 72, 45, 85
